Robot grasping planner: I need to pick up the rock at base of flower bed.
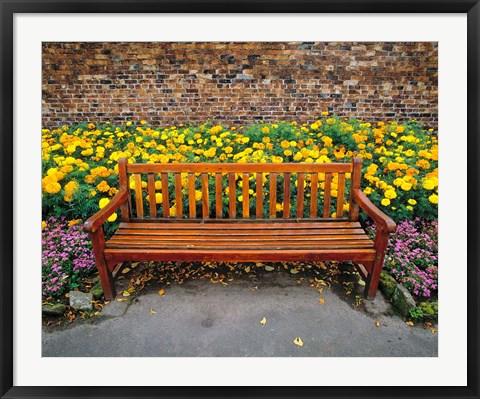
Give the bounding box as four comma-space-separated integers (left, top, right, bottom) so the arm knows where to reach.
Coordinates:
42, 303, 67, 315
69, 291, 93, 311
392, 284, 416, 317
379, 271, 397, 298
90, 282, 103, 299
98, 299, 129, 318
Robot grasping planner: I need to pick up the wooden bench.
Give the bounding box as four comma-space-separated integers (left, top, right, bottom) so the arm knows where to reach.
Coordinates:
84, 157, 396, 301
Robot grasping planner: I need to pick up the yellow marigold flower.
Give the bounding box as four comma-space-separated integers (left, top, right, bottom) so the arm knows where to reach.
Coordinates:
97, 180, 111, 193
45, 182, 61, 194
422, 179, 436, 190
400, 182, 412, 191
140, 120, 147, 125
89, 190, 97, 197
155, 181, 162, 190
408, 199, 417, 205
195, 190, 203, 202
406, 205, 413, 211
284, 149, 293, 157
88, 123, 95, 130
68, 219, 82, 227
107, 212, 118, 222
126, 121, 132, 126
41, 221, 47, 230
381, 198, 391, 206
364, 187, 373, 195
429, 194, 438, 204
99, 198, 110, 209
261, 126, 270, 134
276, 203, 283, 212
136, 137, 143, 143
322, 111, 329, 116
293, 152, 303, 161
224, 146, 233, 154
384, 189, 397, 199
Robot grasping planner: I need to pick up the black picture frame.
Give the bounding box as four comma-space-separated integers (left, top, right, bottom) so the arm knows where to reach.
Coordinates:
1, 1, 479, 398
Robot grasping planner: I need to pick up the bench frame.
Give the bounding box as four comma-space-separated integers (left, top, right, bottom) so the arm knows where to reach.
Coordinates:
84, 157, 396, 301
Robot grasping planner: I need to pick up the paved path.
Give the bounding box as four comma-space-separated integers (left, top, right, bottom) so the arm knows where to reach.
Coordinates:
42, 273, 437, 357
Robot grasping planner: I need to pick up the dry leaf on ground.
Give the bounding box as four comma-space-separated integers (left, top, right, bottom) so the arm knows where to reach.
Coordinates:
260, 317, 267, 325
293, 337, 304, 347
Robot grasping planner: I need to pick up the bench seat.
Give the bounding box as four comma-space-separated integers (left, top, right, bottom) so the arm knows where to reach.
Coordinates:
104, 221, 376, 263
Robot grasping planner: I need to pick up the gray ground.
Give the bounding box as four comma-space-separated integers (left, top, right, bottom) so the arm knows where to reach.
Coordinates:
42, 271, 437, 357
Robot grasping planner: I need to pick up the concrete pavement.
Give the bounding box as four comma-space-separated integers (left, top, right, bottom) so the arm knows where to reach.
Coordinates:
42, 270, 437, 357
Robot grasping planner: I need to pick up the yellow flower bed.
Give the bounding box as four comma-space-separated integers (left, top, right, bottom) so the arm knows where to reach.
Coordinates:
41, 116, 438, 224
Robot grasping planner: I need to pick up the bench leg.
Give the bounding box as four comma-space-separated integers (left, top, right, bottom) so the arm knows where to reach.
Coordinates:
364, 255, 383, 299
90, 227, 116, 301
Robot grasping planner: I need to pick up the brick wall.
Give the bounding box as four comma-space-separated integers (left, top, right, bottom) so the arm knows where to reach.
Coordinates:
42, 42, 438, 129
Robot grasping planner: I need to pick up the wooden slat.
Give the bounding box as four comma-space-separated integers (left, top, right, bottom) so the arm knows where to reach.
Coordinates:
104, 248, 376, 263
323, 172, 332, 218
147, 173, 156, 218
188, 173, 196, 218
109, 233, 373, 246
256, 172, 263, 218
349, 157, 362, 220
228, 173, 236, 218
336, 172, 346, 218
133, 174, 144, 218
296, 173, 305, 218
118, 158, 130, 221
115, 229, 368, 237
310, 173, 319, 218
119, 221, 363, 229
215, 173, 223, 219
242, 173, 249, 218
174, 172, 182, 218
283, 172, 291, 218
202, 173, 209, 219
128, 162, 353, 174
161, 173, 170, 218
269, 172, 277, 218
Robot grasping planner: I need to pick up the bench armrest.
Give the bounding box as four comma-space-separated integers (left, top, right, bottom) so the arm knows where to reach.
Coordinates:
83, 189, 129, 233
352, 189, 396, 233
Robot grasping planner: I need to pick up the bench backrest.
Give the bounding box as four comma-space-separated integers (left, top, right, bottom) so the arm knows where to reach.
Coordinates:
117, 157, 362, 221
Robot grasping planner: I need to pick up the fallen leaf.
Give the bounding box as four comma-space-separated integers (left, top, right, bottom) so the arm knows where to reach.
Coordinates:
150, 309, 157, 315
319, 297, 325, 304
245, 266, 251, 273
405, 321, 414, 326
358, 280, 366, 286
131, 262, 139, 269
265, 266, 275, 272
122, 267, 131, 274
345, 291, 352, 295
116, 297, 128, 302
431, 328, 437, 334
317, 288, 323, 294
260, 317, 267, 325
293, 337, 304, 347
290, 269, 299, 274
375, 321, 380, 327
158, 289, 165, 296
122, 291, 130, 297
256, 263, 264, 267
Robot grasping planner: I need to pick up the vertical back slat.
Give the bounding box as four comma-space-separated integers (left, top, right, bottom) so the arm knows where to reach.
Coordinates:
349, 157, 362, 220
174, 172, 182, 218
310, 173, 319, 218
118, 158, 130, 221
283, 172, 291, 218
323, 172, 332, 218
242, 173, 249, 218
215, 173, 223, 218
202, 173, 209, 219
269, 172, 277, 218
256, 172, 263, 218
188, 173, 196, 218
161, 173, 170, 218
147, 173, 156, 217
296, 173, 305, 218
228, 173, 236, 218
134, 174, 144, 218
336, 172, 346, 218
